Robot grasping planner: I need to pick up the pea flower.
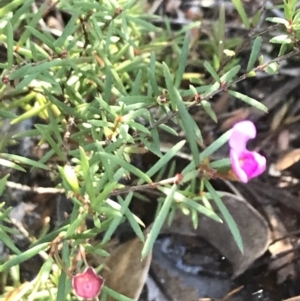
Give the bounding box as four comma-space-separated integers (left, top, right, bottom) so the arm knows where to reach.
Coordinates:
72, 266, 104, 300
229, 120, 266, 183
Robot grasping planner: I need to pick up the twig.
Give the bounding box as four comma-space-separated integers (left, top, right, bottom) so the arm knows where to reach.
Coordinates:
141, 48, 300, 134
110, 175, 182, 197
6, 181, 64, 194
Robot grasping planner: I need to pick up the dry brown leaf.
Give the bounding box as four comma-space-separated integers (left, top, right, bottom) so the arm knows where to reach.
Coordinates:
277, 129, 290, 151
271, 102, 289, 131
283, 297, 300, 301
4, 282, 30, 301
274, 148, 300, 171
220, 108, 250, 131
101, 236, 152, 301
265, 205, 296, 284
213, 92, 229, 114
162, 191, 271, 278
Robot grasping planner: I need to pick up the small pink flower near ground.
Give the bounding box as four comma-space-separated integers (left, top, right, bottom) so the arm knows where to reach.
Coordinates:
229, 120, 266, 183
72, 266, 104, 300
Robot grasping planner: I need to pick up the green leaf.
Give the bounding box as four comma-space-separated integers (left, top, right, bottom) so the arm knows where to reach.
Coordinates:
147, 52, 158, 97
148, 68, 160, 96
79, 146, 95, 200
102, 286, 135, 301
98, 152, 152, 183
220, 65, 241, 83
9, 59, 71, 81
158, 124, 178, 137
205, 181, 243, 253
6, 21, 14, 68
102, 193, 133, 244
266, 17, 289, 26
265, 62, 279, 75
162, 62, 176, 109
0, 226, 21, 255
93, 181, 118, 208
35, 124, 66, 161
210, 158, 231, 169
231, 0, 250, 29
269, 35, 292, 44
174, 34, 189, 88
0, 174, 9, 196
201, 100, 217, 122
173, 192, 222, 223
0, 110, 17, 119
127, 16, 160, 32
0, 153, 49, 170
59, 165, 80, 194
228, 90, 268, 112
176, 90, 200, 166
14, 73, 40, 91
203, 61, 221, 83
54, 12, 81, 48
294, 10, 300, 22
217, 4, 226, 64
65, 210, 88, 238
117, 96, 154, 105
124, 208, 145, 242
11, 103, 50, 124
128, 120, 150, 134
251, 10, 262, 27
0, 158, 26, 172
142, 184, 177, 258
247, 36, 262, 71
0, 243, 49, 272
25, 26, 55, 50
139, 140, 186, 185
57, 242, 70, 301
131, 69, 142, 95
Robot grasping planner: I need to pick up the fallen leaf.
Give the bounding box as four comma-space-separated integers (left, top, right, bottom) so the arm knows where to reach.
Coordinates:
283, 297, 300, 301
265, 205, 296, 284
273, 149, 300, 171
220, 108, 250, 131
101, 236, 152, 301
271, 102, 289, 131
213, 92, 229, 114
277, 129, 290, 151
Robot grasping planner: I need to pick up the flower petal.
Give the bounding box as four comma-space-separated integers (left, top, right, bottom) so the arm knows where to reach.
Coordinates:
72, 267, 104, 300
248, 152, 266, 179
229, 120, 256, 155
230, 149, 249, 183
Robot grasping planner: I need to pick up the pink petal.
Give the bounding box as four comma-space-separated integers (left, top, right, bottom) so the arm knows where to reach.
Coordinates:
230, 149, 249, 183
248, 152, 266, 178
229, 121, 256, 155
72, 267, 104, 300
230, 150, 266, 183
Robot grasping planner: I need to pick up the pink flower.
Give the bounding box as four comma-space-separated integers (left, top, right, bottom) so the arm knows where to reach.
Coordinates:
72, 266, 104, 300
229, 120, 266, 183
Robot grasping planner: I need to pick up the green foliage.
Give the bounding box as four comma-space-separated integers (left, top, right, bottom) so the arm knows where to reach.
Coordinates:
0, 0, 299, 300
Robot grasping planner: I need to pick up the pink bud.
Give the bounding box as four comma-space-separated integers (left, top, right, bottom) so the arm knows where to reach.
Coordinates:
72, 267, 104, 300
229, 121, 266, 183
